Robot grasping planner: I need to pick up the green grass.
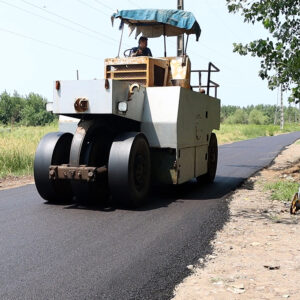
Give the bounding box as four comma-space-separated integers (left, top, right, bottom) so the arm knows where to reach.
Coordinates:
0, 122, 299, 179
0, 123, 58, 178
216, 123, 300, 145
265, 181, 299, 201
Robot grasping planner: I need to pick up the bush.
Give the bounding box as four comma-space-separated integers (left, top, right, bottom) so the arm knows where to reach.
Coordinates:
241, 124, 267, 138
267, 125, 277, 136
248, 109, 267, 125
225, 109, 248, 124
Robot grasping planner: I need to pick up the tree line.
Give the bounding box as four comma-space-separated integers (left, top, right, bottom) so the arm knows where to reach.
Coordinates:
221, 104, 300, 125
0, 91, 56, 126
1, 90, 299, 127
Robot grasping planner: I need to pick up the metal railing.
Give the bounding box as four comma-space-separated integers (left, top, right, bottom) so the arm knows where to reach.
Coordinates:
191, 62, 220, 98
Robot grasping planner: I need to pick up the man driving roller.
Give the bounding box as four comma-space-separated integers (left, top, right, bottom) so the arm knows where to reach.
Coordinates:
130, 36, 152, 57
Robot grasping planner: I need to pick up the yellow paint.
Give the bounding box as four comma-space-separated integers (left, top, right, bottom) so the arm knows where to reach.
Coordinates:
104, 56, 191, 89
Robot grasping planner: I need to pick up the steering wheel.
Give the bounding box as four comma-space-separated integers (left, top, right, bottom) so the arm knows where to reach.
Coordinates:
123, 49, 132, 57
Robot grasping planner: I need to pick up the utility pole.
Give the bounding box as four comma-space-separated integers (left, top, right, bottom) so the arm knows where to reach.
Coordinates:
274, 107, 278, 125
280, 85, 284, 130
177, 0, 184, 56
274, 87, 279, 125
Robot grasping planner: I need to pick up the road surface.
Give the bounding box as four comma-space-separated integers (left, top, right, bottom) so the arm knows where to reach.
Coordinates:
1, 132, 300, 300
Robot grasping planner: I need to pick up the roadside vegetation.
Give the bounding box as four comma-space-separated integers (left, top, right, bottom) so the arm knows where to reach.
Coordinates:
0, 91, 57, 178
265, 181, 299, 202
221, 104, 300, 125
0, 91, 56, 126
217, 104, 300, 144
0, 91, 299, 179
0, 123, 58, 178
216, 123, 300, 145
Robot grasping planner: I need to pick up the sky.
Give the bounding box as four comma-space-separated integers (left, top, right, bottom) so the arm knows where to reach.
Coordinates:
0, 0, 288, 106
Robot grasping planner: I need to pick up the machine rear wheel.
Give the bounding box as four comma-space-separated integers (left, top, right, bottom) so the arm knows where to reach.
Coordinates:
108, 132, 151, 208
197, 132, 218, 183
34, 132, 73, 203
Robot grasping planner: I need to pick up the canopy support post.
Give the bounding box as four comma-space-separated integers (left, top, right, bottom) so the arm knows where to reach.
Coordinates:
177, 0, 184, 56
182, 34, 189, 66
117, 23, 124, 58
163, 25, 167, 57
184, 34, 189, 55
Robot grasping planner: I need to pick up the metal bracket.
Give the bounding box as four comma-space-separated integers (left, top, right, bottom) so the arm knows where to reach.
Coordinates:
69, 120, 94, 167
128, 83, 140, 101
49, 165, 107, 182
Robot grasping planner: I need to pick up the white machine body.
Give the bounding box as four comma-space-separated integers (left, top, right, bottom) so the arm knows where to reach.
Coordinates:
48, 79, 220, 184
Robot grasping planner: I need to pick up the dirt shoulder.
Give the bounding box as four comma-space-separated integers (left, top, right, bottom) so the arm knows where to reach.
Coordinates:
0, 175, 33, 191
173, 141, 300, 300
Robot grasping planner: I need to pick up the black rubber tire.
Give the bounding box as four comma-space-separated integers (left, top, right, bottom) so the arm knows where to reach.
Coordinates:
108, 132, 151, 208
197, 132, 218, 183
71, 123, 114, 203
34, 132, 73, 203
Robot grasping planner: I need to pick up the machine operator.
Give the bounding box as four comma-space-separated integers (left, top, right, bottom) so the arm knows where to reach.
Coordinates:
130, 36, 152, 57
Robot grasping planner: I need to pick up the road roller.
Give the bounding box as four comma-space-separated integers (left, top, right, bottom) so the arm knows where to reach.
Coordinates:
34, 9, 220, 207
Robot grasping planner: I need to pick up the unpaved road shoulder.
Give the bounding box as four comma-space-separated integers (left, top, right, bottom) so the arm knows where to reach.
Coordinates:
173, 141, 300, 300
0, 176, 33, 191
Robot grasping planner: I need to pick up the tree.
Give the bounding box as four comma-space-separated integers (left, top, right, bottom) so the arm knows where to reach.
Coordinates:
0, 91, 13, 124
21, 93, 55, 126
248, 109, 267, 125
0, 91, 56, 126
11, 91, 26, 124
227, 0, 300, 103
221, 105, 239, 122
225, 108, 248, 124
0, 91, 25, 125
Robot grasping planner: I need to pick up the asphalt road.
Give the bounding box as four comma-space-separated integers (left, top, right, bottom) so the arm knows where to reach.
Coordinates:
1, 132, 300, 300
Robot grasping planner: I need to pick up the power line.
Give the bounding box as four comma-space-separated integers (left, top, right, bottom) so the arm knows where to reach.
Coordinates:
76, 0, 131, 49
0, 27, 101, 60
127, 0, 143, 9
76, 0, 110, 17
0, 0, 118, 46
11, 0, 248, 74
19, 0, 116, 43
93, 0, 116, 12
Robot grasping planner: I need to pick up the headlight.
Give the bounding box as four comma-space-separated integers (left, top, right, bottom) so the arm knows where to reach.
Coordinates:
118, 101, 128, 113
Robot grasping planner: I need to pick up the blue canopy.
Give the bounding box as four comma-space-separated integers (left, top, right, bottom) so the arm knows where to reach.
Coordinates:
112, 9, 201, 41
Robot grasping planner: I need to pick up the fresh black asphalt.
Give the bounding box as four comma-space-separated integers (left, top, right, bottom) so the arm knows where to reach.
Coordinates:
0, 132, 300, 300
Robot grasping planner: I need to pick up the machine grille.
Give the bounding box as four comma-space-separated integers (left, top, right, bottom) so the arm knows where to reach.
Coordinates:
105, 63, 148, 85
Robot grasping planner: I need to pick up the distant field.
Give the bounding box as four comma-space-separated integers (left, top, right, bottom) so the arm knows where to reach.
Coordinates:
0, 122, 299, 178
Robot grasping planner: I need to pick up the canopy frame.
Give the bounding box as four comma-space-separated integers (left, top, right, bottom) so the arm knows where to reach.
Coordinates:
112, 9, 201, 58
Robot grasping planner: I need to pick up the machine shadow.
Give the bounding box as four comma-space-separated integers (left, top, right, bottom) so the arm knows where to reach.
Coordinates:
137, 175, 248, 210
62, 175, 249, 212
